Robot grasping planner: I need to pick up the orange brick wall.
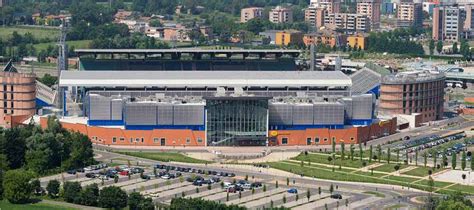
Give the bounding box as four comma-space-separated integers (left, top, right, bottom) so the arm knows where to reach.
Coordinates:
40, 117, 397, 146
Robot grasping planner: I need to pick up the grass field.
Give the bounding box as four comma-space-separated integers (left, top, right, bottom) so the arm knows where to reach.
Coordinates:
371, 163, 409, 173
294, 152, 372, 168
117, 151, 211, 164
402, 167, 445, 177
33, 40, 92, 52
0, 26, 59, 41
0, 200, 77, 210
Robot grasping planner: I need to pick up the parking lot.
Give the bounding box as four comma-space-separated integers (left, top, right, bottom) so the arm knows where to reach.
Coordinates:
39, 162, 391, 209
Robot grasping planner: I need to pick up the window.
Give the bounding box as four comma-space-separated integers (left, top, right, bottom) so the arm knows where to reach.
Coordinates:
350, 137, 355, 141
120, 137, 125, 142
324, 138, 328, 142
160, 138, 166, 146
186, 138, 190, 144
306, 137, 312, 145
154, 138, 159, 143
315, 137, 320, 143
112, 137, 117, 144
141, 138, 144, 143
135, 138, 140, 143
197, 138, 203, 143
130, 138, 133, 143
281, 137, 288, 145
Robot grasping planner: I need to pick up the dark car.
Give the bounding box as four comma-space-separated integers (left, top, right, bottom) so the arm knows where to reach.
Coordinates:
228, 173, 236, 177
67, 170, 76, 175
228, 186, 243, 193
210, 177, 220, 183
251, 182, 263, 188
193, 180, 204, 186
330, 193, 343, 199
131, 167, 145, 174
76, 168, 85, 173
186, 177, 195, 182
85, 173, 96, 178
141, 174, 150, 180
175, 172, 182, 177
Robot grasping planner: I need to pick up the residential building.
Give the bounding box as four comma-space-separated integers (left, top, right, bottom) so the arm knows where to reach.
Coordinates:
464, 4, 474, 30
347, 34, 367, 50
303, 31, 344, 48
305, 7, 327, 29
357, 0, 381, 29
325, 13, 371, 32
259, 30, 280, 44
397, 1, 423, 28
380, 71, 445, 124
240, 7, 264, 23
432, 6, 465, 42
269, 6, 293, 23
309, 0, 340, 13
423, 2, 436, 15
275, 30, 303, 46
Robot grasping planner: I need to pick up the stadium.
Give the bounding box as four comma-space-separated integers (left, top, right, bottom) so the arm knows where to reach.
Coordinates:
52, 49, 396, 147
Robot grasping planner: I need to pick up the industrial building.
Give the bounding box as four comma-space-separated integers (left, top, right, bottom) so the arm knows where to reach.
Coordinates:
55, 49, 396, 147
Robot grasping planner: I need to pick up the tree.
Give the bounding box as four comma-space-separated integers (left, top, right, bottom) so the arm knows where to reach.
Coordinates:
138, 197, 153, 210
429, 39, 435, 55
31, 179, 42, 195
369, 145, 373, 163
443, 150, 448, 168
462, 150, 467, 171
436, 40, 443, 54
377, 145, 382, 163
350, 144, 355, 161
332, 139, 336, 153
409, 148, 415, 166
340, 142, 345, 160
387, 148, 391, 164
3, 169, 33, 204
359, 142, 363, 161
99, 186, 128, 209
63, 182, 82, 203
329, 184, 334, 195
47, 180, 60, 198
80, 184, 99, 206
286, 177, 290, 186
433, 151, 437, 169
306, 189, 311, 201
427, 176, 434, 193
424, 152, 428, 167
396, 150, 400, 163
452, 42, 458, 54
452, 152, 457, 170
394, 164, 400, 173
471, 154, 474, 171
128, 192, 144, 210
275, 180, 279, 188
318, 187, 322, 197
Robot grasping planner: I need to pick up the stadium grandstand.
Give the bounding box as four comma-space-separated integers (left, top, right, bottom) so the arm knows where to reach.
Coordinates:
49, 48, 396, 147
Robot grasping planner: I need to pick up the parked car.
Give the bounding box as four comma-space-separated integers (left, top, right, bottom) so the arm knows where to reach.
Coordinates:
330, 193, 343, 199
287, 188, 298, 194
161, 174, 171, 179
67, 170, 76, 175
85, 173, 96, 178
131, 167, 144, 174
251, 182, 263, 188
76, 168, 85, 173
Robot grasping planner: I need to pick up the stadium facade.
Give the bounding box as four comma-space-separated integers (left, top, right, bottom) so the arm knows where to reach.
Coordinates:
54, 49, 396, 147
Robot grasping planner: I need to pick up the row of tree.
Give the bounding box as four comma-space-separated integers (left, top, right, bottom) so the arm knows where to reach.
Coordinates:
366, 29, 425, 55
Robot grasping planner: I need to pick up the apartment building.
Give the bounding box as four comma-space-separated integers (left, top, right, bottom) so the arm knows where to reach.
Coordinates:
432, 6, 465, 42
397, 1, 423, 28
305, 7, 327, 29
357, 0, 381, 29
325, 13, 371, 32
269, 6, 293, 23
241, 7, 264, 23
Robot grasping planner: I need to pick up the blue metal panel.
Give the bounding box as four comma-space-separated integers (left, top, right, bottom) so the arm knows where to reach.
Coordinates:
269, 124, 344, 130
88, 120, 124, 126
347, 119, 373, 126
36, 98, 50, 108
124, 125, 205, 131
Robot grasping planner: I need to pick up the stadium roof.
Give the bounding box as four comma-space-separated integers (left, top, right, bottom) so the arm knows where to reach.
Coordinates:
75, 49, 301, 54
59, 70, 351, 88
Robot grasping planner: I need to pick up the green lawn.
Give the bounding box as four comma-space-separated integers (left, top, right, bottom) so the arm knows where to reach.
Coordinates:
371, 163, 409, 173
353, 171, 387, 178
295, 153, 372, 168
416, 180, 453, 188
0, 26, 59, 41
447, 184, 474, 194
0, 200, 77, 210
117, 151, 211, 164
33, 40, 92, 52
385, 175, 421, 183
402, 167, 445, 177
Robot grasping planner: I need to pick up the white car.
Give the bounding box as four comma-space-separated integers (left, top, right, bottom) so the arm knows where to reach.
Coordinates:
161, 174, 170, 179
223, 182, 233, 189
